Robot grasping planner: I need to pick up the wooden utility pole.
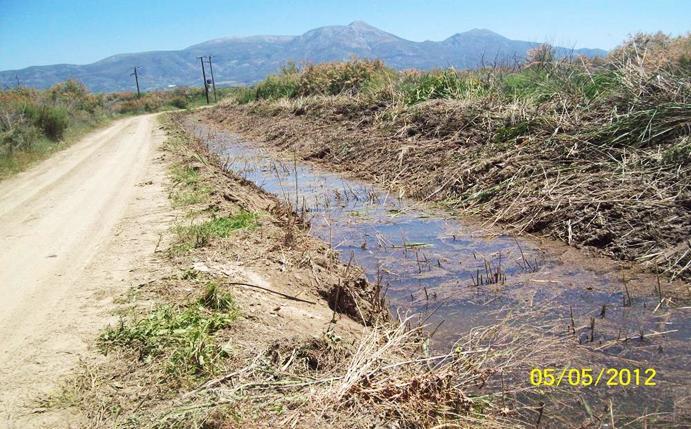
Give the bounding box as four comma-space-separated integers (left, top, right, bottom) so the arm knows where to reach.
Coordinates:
130, 66, 141, 97
207, 55, 218, 102
197, 56, 210, 104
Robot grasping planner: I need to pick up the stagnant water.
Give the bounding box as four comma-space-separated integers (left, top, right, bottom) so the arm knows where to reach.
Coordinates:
185, 118, 690, 427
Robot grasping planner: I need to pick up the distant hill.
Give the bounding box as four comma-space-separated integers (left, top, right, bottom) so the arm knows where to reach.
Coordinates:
0, 21, 607, 92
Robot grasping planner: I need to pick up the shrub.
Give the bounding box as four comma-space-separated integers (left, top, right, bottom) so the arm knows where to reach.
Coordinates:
255, 67, 300, 100
525, 43, 555, 69
297, 59, 389, 97
171, 97, 189, 109
36, 106, 69, 141
609, 32, 691, 72
249, 60, 391, 101
0, 82, 220, 178
1, 125, 42, 154
47, 80, 102, 113
234, 87, 258, 104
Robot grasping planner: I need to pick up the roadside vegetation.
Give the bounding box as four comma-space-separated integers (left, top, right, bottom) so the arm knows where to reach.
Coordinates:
0, 81, 108, 177
0, 82, 224, 178
216, 32, 691, 280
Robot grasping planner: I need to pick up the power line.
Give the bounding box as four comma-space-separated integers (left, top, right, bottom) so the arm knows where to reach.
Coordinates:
130, 66, 141, 97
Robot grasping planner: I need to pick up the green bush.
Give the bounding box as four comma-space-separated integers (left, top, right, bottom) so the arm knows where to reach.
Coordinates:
247, 60, 391, 102
297, 59, 389, 97
234, 87, 258, 104
0, 82, 226, 178
36, 106, 70, 141
171, 97, 189, 109
255, 73, 300, 100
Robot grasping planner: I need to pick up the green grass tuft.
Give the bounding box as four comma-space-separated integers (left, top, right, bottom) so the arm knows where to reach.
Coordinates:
401, 69, 487, 104
170, 164, 213, 207
199, 281, 235, 311
171, 187, 211, 207
174, 212, 257, 252
170, 164, 200, 186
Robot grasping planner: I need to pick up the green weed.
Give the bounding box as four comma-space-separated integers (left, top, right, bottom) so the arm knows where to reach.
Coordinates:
99, 302, 237, 377
199, 281, 235, 311
663, 137, 691, 164
585, 103, 691, 148
493, 120, 536, 142
174, 212, 257, 252
582, 70, 621, 99
169, 164, 212, 206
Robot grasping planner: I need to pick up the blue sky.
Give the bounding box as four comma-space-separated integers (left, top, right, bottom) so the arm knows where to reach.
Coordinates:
1, 0, 689, 70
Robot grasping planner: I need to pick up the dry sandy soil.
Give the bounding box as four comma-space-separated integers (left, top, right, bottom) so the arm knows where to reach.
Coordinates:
0, 114, 173, 428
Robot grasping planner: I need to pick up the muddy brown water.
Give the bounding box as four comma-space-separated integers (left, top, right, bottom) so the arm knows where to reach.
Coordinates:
185, 118, 690, 427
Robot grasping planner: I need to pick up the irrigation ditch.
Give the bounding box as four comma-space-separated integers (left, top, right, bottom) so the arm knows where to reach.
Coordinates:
182, 110, 691, 426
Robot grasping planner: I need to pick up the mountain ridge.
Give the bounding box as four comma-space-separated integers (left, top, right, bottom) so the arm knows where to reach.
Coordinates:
1, 21, 607, 92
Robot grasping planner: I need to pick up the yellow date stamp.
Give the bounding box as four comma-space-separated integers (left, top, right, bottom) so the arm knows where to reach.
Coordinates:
529, 368, 657, 387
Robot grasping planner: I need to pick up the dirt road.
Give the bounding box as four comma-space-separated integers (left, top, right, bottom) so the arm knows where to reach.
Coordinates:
0, 114, 173, 427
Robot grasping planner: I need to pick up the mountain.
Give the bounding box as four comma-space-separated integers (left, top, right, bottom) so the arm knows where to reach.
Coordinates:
0, 21, 607, 92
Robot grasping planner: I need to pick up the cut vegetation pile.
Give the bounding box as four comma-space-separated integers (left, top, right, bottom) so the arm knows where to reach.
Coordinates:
209, 33, 691, 280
